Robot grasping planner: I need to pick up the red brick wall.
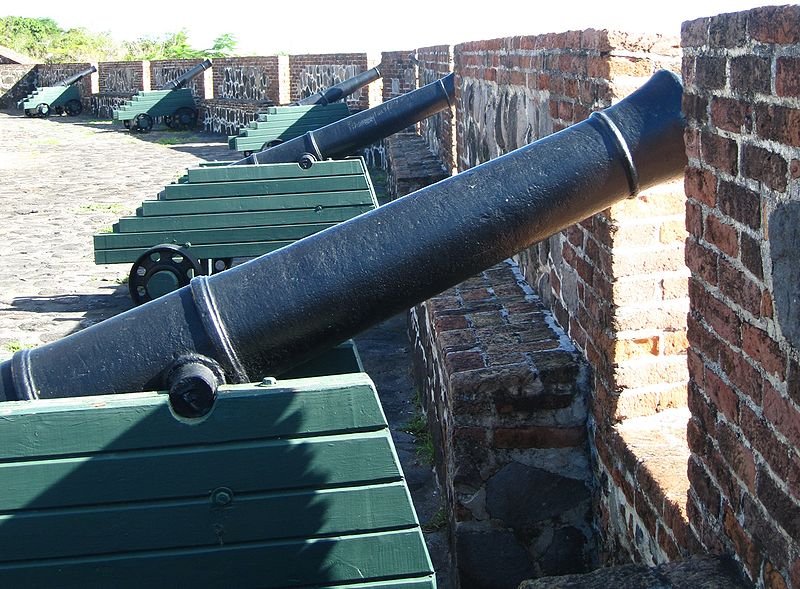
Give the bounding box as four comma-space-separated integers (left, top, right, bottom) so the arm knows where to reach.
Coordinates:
380, 50, 417, 102
454, 30, 687, 564
288, 53, 371, 111
418, 45, 455, 174
149, 59, 209, 99
682, 6, 800, 587
210, 56, 281, 105
97, 61, 148, 94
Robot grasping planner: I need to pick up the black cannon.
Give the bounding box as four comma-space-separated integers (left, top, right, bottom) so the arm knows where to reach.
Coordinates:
158, 58, 213, 91
234, 72, 455, 167
18, 66, 97, 117
295, 66, 382, 106
114, 59, 212, 132
228, 66, 384, 155
1, 70, 685, 411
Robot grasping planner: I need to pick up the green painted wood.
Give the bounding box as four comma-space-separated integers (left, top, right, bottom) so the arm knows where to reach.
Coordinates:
1, 430, 401, 510
139, 190, 375, 216
160, 174, 368, 200
115, 205, 373, 232
115, 206, 372, 233
21, 85, 80, 109
260, 103, 350, 116
94, 239, 293, 263
93, 221, 335, 250
281, 341, 364, 379
242, 113, 347, 131
0, 375, 384, 460
0, 481, 417, 561
185, 159, 363, 183
321, 578, 437, 589
0, 529, 433, 588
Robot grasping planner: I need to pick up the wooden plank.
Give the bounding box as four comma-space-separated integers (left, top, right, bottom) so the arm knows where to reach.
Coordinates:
280, 342, 364, 379
160, 174, 369, 199
115, 205, 373, 232
260, 103, 350, 116
0, 482, 417, 561
0, 529, 433, 588
321, 578, 437, 589
93, 221, 336, 250
94, 239, 294, 264
139, 190, 376, 216
0, 375, 385, 460
243, 113, 347, 131
185, 158, 363, 183
0, 430, 401, 510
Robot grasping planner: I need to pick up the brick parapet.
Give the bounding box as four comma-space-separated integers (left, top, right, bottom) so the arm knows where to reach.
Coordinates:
0, 63, 36, 108
97, 60, 148, 94
409, 259, 595, 586
682, 6, 800, 588
288, 53, 371, 111
210, 56, 281, 106
452, 29, 688, 567
150, 59, 210, 99
418, 45, 456, 174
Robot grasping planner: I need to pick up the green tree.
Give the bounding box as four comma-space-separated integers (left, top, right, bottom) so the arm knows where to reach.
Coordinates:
123, 30, 237, 60
0, 16, 119, 62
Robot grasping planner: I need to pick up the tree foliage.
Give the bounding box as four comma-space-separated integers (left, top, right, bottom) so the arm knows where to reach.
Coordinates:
0, 16, 237, 62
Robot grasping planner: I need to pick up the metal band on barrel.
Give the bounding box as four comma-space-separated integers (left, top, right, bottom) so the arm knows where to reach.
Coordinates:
11, 349, 37, 400
189, 276, 249, 383
590, 110, 640, 197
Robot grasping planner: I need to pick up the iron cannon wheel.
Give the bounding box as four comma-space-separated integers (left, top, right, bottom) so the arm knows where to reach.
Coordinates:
53, 106, 65, 116
205, 258, 233, 274
128, 244, 203, 305
132, 113, 153, 133
123, 120, 131, 129
64, 99, 82, 117
163, 115, 174, 129
36, 103, 50, 117
172, 107, 197, 130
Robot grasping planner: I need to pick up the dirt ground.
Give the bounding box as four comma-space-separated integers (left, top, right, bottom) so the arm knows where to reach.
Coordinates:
0, 109, 452, 586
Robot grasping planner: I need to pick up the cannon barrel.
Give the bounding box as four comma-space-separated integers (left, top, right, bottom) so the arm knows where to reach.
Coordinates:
233, 73, 455, 166
158, 58, 212, 91
58, 66, 97, 86
295, 66, 382, 106
0, 70, 686, 409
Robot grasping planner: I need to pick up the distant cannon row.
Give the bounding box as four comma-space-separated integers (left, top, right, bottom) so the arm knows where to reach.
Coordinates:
17, 61, 382, 147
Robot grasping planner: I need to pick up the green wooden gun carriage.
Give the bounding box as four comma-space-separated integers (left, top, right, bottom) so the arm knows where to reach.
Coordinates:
94, 157, 379, 305
228, 66, 381, 155
228, 103, 351, 156
18, 66, 96, 117
113, 59, 211, 133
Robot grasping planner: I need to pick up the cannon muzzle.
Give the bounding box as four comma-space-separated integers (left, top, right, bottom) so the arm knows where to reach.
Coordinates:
295, 66, 382, 106
158, 58, 212, 91
0, 70, 686, 410
59, 66, 97, 86
234, 73, 455, 166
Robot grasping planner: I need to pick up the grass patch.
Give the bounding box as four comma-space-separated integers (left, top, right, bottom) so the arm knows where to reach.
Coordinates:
402, 394, 435, 466
5, 341, 36, 353
79, 203, 125, 214
422, 507, 449, 532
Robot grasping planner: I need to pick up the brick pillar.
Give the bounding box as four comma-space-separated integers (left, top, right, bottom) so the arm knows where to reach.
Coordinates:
682, 6, 800, 587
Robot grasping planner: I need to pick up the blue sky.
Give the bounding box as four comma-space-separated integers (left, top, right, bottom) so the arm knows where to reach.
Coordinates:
4, 1, 784, 56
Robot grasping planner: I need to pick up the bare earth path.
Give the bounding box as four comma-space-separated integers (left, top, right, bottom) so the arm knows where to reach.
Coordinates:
0, 109, 451, 586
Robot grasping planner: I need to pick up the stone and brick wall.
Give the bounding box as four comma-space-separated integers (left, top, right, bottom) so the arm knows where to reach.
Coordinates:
288, 53, 371, 111
0, 63, 36, 108
150, 59, 210, 99
682, 6, 800, 588
418, 45, 456, 174
93, 60, 149, 118
380, 50, 417, 102
452, 30, 688, 569
36, 62, 96, 101
202, 56, 282, 135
